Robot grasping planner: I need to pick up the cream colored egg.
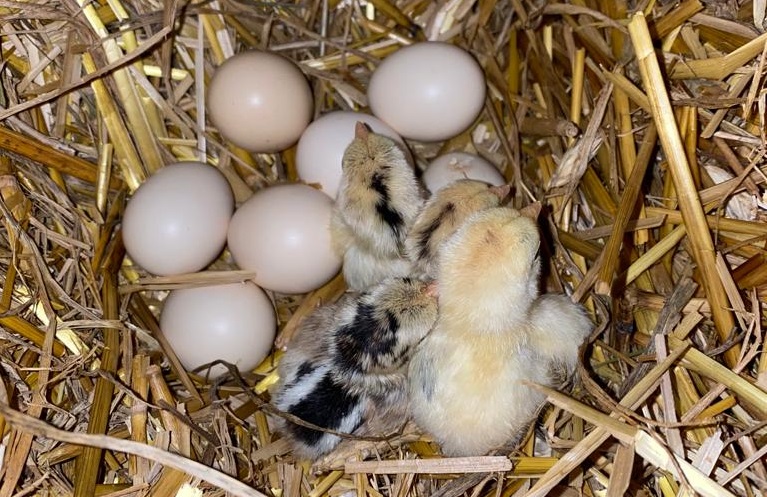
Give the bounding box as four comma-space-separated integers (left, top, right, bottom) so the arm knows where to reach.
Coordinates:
295, 111, 408, 198
227, 183, 341, 294
368, 42, 486, 142
207, 51, 313, 152
122, 162, 234, 276
423, 152, 505, 193
160, 282, 276, 379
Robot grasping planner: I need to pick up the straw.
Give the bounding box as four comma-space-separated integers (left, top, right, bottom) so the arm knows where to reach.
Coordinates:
2, 1, 767, 495
628, 11, 739, 366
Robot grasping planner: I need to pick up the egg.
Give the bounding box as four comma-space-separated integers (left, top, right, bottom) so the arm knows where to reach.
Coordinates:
160, 282, 276, 379
207, 51, 313, 152
368, 42, 486, 142
122, 162, 234, 276
227, 183, 341, 294
295, 111, 408, 198
423, 152, 506, 193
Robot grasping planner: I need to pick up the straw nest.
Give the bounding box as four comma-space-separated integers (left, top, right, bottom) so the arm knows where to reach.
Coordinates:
1, 0, 767, 496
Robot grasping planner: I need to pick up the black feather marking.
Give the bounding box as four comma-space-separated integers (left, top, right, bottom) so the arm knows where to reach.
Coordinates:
290, 362, 316, 386
370, 171, 405, 238
283, 361, 317, 390
334, 302, 400, 376
415, 202, 456, 260
384, 309, 399, 335
286, 372, 362, 445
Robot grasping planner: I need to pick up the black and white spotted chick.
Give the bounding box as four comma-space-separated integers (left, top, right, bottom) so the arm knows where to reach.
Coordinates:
331, 123, 425, 291
271, 277, 438, 459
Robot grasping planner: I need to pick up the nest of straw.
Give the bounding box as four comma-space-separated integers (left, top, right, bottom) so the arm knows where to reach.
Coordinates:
1, 0, 767, 496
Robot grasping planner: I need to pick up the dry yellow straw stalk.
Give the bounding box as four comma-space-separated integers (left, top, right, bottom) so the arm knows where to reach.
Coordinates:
671, 31, 767, 79
595, 124, 657, 295
628, 11, 739, 366
0, 126, 121, 188
344, 456, 512, 474
526, 345, 688, 497
0, 402, 266, 497
72, 263, 121, 497
74, 0, 163, 176
534, 383, 736, 497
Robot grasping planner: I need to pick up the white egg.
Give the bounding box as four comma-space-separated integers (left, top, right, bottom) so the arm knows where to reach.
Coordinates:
207, 51, 313, 152
122, 162, 234, 276
227, 183, 341, 294
423, 152, 506, 193
295, 111, 408, 198
368, 42, 486, 142
160, 282, 276, 379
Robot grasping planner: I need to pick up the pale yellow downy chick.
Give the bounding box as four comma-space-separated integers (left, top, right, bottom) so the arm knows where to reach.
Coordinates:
331, 123, 425, 290
408, 206, 591, 456
404, 179, 510, 280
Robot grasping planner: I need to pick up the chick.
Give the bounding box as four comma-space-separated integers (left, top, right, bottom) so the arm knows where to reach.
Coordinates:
405, 179, 511, 279
526, 293, 592, 387
330, 277, 439, 401
408, 207, 591, 456
331, 123, 425, 290
272, 277, 438, 459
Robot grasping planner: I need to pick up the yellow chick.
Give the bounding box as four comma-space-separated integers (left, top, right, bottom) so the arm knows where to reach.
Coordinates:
405, 179, 510, 279
408, 207, 591, 456
331, 123, 425, 290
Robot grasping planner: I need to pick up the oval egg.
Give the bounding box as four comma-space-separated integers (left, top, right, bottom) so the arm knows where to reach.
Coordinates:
122, 162, 234, 276
207, 51, 313, 152
368, 42, 486, 142
423, 152, 506, 193
227, 183, 341, 294
160, 282, 276, 379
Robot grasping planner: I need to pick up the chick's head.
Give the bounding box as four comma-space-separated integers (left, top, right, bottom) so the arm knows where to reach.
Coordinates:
370, 277, 439, 342
339, 123, 413, 196
437, 206, 541, 333
405, 180, 510, 277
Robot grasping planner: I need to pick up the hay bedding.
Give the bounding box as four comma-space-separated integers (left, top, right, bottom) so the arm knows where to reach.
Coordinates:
1, 0, 767, 496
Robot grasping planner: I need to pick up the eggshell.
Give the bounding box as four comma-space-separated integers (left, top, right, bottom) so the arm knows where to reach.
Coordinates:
227, 183, 341, 294
207, 51, 313, 152
295, 111, 408, 198
160, 282, 276, 379
423, 152, 506, 193
368, 42, 486, 142
122, 162, 234, 276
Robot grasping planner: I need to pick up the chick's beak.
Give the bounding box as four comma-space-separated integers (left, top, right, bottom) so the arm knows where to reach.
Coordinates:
425, 281, 439, 298
489, 184, 512, 202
